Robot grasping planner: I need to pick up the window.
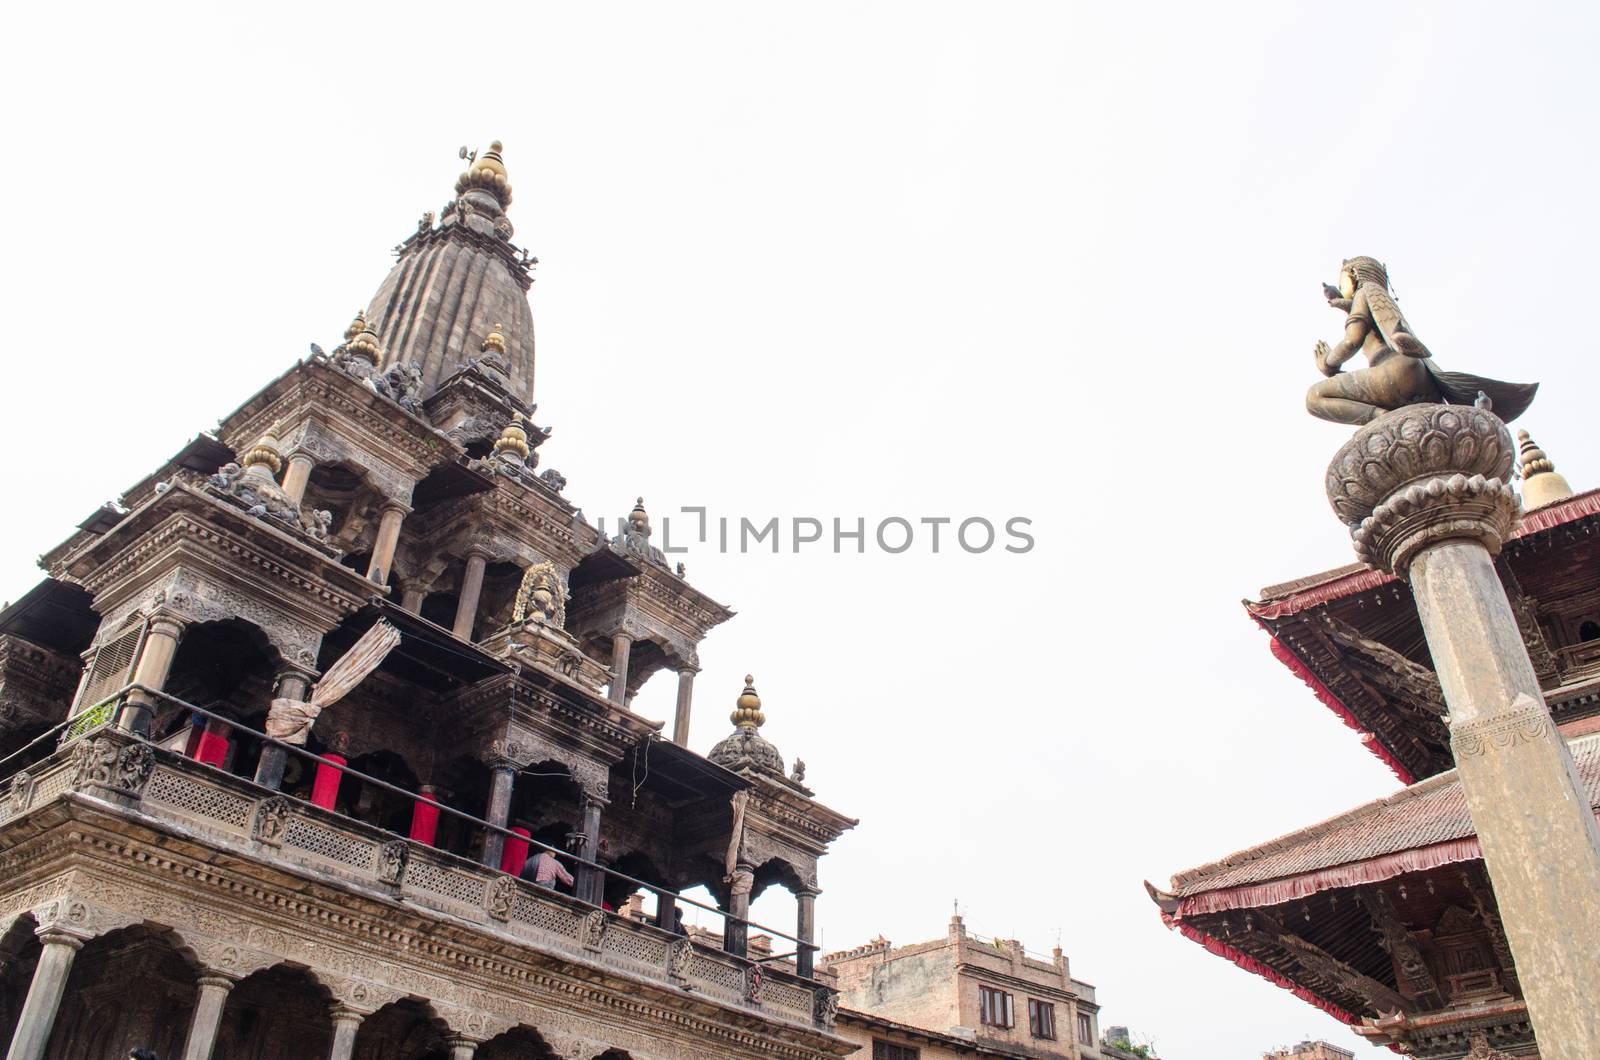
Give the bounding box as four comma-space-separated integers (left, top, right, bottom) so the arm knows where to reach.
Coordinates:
1077, 1012, 1093, 1045
980, 986, 1014, 1028
1028, 999, 1056, 1039
872, 1042, 919, 1060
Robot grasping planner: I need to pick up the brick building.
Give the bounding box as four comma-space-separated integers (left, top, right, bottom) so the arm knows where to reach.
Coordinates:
824, 915, 1101, 1060
1262, 1042, 1354, 1060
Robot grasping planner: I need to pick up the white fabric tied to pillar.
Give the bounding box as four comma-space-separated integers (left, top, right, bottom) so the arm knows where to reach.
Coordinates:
723, 789, 749, 882
264, 620, 402, 744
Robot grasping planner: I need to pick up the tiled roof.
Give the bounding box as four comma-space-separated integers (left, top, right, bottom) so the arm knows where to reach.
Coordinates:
1169, 733, 1600, 901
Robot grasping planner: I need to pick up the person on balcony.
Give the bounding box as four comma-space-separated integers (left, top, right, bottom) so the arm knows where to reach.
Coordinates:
524, 848, 574, 891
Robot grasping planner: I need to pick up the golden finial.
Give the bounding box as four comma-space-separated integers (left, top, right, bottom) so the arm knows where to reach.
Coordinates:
493, 415, 531, 462
344, 311, 382, 365
629, 497, 650, 536
731, 674, 765, 730
481, 323, 508, 356
242, 422, 285, 476
456, 140, 513, 208
1518, 429, 1574, 509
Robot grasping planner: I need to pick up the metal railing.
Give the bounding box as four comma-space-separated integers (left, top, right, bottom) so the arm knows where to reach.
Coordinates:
1, 683, 827, 1010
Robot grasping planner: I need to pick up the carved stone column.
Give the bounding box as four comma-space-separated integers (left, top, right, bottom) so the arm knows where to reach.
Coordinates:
281, 452, 316, 507
446, 1037, 478, 1060
179, 974, 236, 1060
724, 860, 753, 958
119, 614, 185, 736
480, 758, 516, 869
795, 888, 819, 978
1327, 404, 1600, 1059
607, 632, 633, 706
367, 502, 409, 585
575, 791, 606, 905
400, 587, 425, 613
5, 928, 87, 1060
672, 667, 697, 746
453, 550, 488, 641
254, 670, 314, 791
326, 1006, 364, 1060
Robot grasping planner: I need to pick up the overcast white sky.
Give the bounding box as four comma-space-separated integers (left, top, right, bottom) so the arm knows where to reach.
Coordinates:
3, 3, 1597, 1056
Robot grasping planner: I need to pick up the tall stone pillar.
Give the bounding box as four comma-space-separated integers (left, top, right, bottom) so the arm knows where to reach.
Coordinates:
481, 758, 516, 869
179, 974, 236, 1060
672, 667, 696, 746
1326, 403, 1600, 1059
453, 551, 489, 641
119, 614, 185, 736
795, 888, 818, 978
723, 862, 753, 958
281, 452, 316, 507
607, 632, 633, 706
254, 670, 314, 790
574, 792, 606, 905
326, 1007, 364, 1060
6, 928, 87, 1060
367, 502, 409, 585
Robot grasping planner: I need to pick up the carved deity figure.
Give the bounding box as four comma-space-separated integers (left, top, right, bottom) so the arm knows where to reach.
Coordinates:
1307, 257, 1537, 426
511, 561, 568, 627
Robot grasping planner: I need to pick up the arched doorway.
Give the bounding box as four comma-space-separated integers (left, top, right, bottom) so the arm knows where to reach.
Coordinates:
215, 964, 334, 1058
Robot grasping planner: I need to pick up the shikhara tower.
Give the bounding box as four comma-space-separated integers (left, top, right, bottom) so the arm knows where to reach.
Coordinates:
0, 142, 855, 1060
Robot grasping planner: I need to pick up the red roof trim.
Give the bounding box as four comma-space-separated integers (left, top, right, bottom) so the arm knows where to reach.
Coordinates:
1161, 914, 1378, 1037
1175, 836, 1480, 916
1267, 635, 1416, 784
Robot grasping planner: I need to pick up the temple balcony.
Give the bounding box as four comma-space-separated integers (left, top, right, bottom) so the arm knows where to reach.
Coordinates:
0, 715, 837, 1039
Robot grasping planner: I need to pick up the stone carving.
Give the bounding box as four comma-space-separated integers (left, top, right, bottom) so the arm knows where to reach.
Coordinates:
487, 875, 516, 921
1452, 694, 1553, 758
368, 361, 428, 417
1307, 256, 1536, 427
378, 840, 408, 885
1324, 404, 1520, 573
743, 962, 763, 1004
580, 908, 607, 950
305, 508, 334, 545
511, 562, 568, 628
791, 759, 806, 783
8, 769, 35, 815
813, 987, 839, 1026
74, 736, 153, 795
538, 468, 567, 493
252, 795, 292, 845
668, 938, 692, 981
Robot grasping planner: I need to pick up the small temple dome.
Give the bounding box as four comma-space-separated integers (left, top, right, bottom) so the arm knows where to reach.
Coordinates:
1518, 429, 1574, 510
708, 675, 785, 777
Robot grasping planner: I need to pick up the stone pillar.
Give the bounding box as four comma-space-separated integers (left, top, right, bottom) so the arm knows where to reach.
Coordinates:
446, 1038, 478, 1060
119, 614, 185, 737
796, 888, 818, 979
254, 670, 313, 791
656, 889, 679, 933
453, 551, 488, 641
366, 502, 408, 585
400, 587, 424, 613
481, 759, 516, 869
179, 974, 236, 1060
607, 632, 633, 706
1326, 403, 1600, 1060
575, 792, 606, 905
409, 786, 441, 846
5, 928, 86, 1060
723, 863, 752, 958
311, 753, 346, 810
326, 1007, 364, 1060
281, 452, 316, 507
672, 668, 696, 746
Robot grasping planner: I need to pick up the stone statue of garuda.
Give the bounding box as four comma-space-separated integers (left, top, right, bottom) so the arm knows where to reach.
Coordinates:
1307, 256, 1537, 425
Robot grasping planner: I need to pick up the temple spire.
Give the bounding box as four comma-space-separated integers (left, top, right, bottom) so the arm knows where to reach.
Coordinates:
1517, 429, 1574, 509
731, 675, 765, 730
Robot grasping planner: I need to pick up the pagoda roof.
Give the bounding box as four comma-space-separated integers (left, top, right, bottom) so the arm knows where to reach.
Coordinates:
1162, 729, 1600, 917
1246, 487, 1600, 782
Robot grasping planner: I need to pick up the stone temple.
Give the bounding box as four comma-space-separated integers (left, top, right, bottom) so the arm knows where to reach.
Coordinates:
0, 142, 858, 1059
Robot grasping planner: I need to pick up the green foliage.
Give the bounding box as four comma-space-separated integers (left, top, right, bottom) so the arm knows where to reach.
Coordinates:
64, 700, 116, 741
